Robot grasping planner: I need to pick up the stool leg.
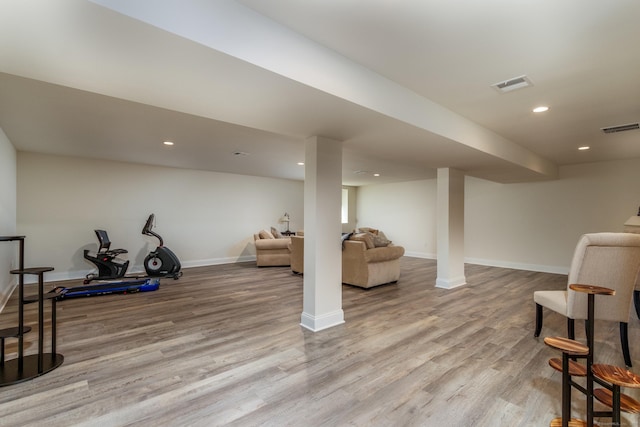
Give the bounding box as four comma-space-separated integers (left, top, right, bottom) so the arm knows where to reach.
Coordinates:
612, 385, 621, 427
534, 303, 543, 337
38, 272, 44, 373
620, 322, 631, 367
51, 299, 56, 355
1, 337, 4, 365
562, 352, 571, 427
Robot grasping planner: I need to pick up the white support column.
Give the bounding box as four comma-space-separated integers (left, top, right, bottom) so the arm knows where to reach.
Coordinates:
436, 168, 466, 289
300, 136, 345, 332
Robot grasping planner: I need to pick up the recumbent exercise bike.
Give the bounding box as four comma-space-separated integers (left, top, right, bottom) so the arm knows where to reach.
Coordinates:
83, 214, 182, 283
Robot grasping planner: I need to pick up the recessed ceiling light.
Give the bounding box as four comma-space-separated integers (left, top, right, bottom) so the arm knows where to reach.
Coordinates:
533, 106, 549, 113
373, 173, 380, 177
578, 146, 590, 151
297, 162, 304, 166
163, 141, 174, 146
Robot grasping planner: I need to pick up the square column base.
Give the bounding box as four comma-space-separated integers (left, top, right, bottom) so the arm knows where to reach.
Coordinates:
300, 310, 345, 332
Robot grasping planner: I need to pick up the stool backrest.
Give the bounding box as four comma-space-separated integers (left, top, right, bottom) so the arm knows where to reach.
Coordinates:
566, 232, 640, 322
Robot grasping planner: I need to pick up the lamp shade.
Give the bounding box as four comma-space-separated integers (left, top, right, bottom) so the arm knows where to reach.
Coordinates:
278, 213, 290, 223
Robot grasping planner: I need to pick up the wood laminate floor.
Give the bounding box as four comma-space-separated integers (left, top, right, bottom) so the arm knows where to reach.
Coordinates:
1, 258, 639, 426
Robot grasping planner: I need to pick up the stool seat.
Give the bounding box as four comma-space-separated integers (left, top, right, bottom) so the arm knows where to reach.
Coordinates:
569, 283, 615, 295
0, 326, 32, 338
544, 336, 590, 356
548, 358, 587, 376
10, 267, 54, 275
592, 364, 640, 388
24, 290, 63, 304
594, 388, 640, 414
549, 417, 589, 426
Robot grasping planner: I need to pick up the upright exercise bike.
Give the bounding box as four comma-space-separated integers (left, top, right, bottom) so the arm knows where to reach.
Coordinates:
141, 213, 182, 279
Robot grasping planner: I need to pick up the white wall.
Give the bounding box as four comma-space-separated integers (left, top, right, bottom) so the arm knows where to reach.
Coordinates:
17, 152, 303, 282
357, 179, 437, 258
357, 157, 640, 274
15, 151, 640, 283
0, 127, 18, 308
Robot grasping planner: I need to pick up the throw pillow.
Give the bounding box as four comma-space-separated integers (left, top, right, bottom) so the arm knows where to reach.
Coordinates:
259, 229, 275, 239
373, 234, 392, 247
358, 227, 379, 235
349, 232, 375, 249
271, 227, 283, 239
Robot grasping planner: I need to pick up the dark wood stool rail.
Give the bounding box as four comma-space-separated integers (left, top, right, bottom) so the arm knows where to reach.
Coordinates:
0, 235, 63, 387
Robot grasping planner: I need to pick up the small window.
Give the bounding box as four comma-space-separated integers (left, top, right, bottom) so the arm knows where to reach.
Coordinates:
341, 188, 348, 224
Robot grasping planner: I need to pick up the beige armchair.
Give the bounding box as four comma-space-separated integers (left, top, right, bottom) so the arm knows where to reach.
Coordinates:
533, 232, 640, 366
288, 233, 404, 288
253, 230, 291, 267
342, 240, 405, 288
289, 235, 304, 274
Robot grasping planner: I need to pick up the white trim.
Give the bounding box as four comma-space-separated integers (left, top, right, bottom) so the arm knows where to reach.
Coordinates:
403, 251, 436, 259
181, 255, 256, 268
300, 310, 345, 332
464, 257, 569, 275
0, 277, 16, 312
435, 276, 467, 289
21, 256, 259, 284
402, 254, 569, 275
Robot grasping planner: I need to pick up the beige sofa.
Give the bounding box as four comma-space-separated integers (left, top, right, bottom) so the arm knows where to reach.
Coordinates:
288, 231, 405, 288
253, 230, 291, 267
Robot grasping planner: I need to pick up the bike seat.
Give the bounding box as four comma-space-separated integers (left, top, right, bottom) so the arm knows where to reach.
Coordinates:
105, 248, 128, 256
94, 230, 128, 256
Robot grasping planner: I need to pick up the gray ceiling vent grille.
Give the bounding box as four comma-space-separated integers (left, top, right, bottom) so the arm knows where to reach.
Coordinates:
491, 75, 533, 93
601, 123, 640, 134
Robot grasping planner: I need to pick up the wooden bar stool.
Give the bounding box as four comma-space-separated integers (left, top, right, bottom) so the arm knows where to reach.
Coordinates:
592, 364, 640, 426
0, 326, 31, 365
0, 267, 64, 386
544, 284, 615, 427
545, 337, 590, 427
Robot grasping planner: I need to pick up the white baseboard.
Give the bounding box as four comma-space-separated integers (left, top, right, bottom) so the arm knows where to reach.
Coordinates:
300, 310, 345, 332
18, 255, 567, 286
181, 255, 256, 268
20, 256, 259, 284
403, 251, 436, 259
463, 257, 569, 275
435, 276, 467, 289
402, 253, 568, 275
0, 277, 16, 312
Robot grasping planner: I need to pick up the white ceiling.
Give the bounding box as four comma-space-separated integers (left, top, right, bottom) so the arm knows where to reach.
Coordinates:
1, 0, 639, 186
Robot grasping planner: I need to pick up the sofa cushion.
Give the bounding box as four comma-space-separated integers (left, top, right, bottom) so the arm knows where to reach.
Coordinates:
259, 229, 275, 239
255, 237, 290, 250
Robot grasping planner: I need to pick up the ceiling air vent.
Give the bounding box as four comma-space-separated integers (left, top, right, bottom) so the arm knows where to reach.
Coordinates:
491, 75, 533, 93
601, 123, 640, 134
